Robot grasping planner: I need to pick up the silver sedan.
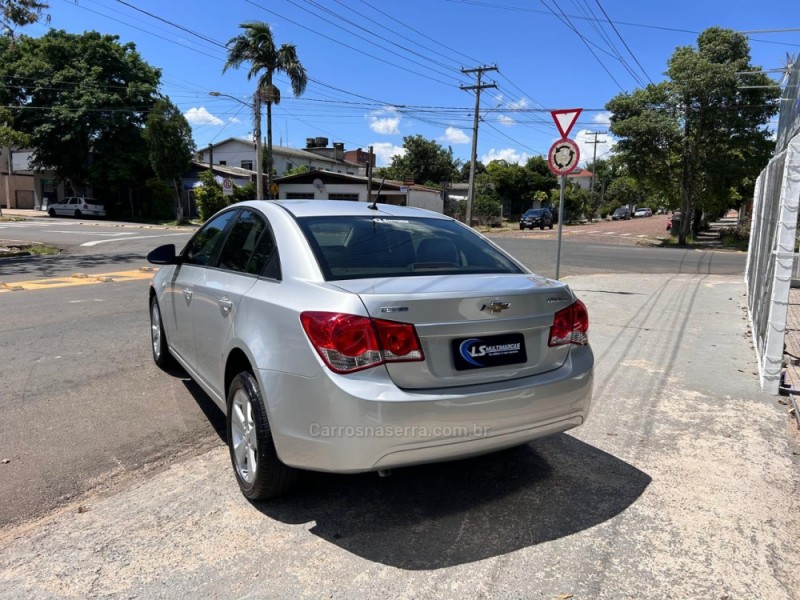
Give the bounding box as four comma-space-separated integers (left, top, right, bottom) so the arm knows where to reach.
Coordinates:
147, 200, 593, 499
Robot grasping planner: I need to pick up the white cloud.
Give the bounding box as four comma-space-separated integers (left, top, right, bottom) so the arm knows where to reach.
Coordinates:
508, 98, 530, 110
440, 127, 470, 144
593, 111, 612, 125
572, 129, 617, 166
497, 114, 516, 127
227, 116, 242, 125
370, 117, 401, 135
481, 147, 530, 165
371, 142, 407, 166
367, 106, 401, 135
183, 107, 224, 126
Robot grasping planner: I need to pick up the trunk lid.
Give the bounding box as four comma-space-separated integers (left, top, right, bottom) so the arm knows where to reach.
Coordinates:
333, 273, 575, 389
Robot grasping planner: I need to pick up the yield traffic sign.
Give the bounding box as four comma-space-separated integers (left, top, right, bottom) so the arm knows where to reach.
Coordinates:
550, 108, 583, 139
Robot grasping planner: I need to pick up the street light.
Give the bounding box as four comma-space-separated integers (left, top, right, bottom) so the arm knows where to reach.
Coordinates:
209, 91, 265, 200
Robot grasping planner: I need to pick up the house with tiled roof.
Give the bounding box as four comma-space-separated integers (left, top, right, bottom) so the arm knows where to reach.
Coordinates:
566, 167, 594, 190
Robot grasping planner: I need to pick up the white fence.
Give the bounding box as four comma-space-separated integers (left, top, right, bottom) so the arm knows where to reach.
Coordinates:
746, 135, 800, 393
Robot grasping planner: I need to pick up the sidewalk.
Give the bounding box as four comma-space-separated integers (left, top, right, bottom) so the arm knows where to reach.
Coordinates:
0, 208, 49, 219
0, 273, 797, 600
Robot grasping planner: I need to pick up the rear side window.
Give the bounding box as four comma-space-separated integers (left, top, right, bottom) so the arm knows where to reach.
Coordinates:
217, 209, 267, 273
298, 216, 524, 281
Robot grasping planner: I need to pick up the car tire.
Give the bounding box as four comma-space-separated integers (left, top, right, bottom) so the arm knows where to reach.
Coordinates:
227, 371, 299, 500
74, 209, 82, 218
549, 223, 554, 230
48, 208, 55, 217
149, 297, 175, 369
540, 224, 545, 230
519, 225, 524, 230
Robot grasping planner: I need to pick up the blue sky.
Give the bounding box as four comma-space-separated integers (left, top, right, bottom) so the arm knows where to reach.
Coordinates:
25, 0, 800, 167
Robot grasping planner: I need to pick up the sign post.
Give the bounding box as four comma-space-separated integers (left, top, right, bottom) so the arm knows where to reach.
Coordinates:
547, 108, 582, 279
222, 178, 233, 197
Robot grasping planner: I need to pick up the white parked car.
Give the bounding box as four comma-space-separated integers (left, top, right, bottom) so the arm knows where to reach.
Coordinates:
147, 200, 594, 499
47, 197, 106, 218
633, 208, 652, 218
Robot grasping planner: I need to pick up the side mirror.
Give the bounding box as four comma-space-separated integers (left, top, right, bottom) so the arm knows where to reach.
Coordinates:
147, 244, 180, 265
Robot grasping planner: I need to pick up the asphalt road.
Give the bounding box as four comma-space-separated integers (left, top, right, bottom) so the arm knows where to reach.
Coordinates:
0, 218, 745, 528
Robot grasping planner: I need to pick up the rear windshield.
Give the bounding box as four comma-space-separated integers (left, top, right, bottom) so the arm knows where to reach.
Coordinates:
297, 216, 525, 281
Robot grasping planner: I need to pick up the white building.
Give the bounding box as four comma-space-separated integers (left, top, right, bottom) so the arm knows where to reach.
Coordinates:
274, 171, 443, 213
197, 137, 363, 177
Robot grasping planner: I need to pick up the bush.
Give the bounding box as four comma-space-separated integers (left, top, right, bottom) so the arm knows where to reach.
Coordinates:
194, 170, 228, 221
718, 222, 750, 250
232, 181, 256, 202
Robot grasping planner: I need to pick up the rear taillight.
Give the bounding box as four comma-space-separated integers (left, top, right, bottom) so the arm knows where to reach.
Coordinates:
300, 312, 424, 373
549, 299, 589, 347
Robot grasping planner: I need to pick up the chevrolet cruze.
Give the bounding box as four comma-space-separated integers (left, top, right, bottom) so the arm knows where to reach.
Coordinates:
147, 200, 593, 499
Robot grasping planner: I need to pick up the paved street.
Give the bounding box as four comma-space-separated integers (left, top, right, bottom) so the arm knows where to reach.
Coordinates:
0, 217, 795, 599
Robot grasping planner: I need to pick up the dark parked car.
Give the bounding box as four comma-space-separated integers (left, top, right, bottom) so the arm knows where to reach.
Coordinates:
519, 208, 554, 230
611, 207, 631, 221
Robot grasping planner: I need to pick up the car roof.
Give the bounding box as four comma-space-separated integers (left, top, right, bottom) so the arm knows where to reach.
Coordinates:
236, 199, 450, 220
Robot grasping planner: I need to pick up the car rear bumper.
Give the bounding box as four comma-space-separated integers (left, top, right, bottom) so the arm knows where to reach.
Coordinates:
258, 345, 593, 473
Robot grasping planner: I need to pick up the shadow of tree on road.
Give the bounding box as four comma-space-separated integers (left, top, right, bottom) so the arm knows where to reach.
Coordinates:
0, 253, 146, 278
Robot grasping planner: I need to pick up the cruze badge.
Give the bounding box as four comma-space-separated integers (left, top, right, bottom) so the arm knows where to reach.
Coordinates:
481, 301, 510, 314
546, 297, 569, 304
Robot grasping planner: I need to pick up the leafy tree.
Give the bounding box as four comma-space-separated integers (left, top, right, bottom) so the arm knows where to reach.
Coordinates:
143, 97, 195, 221
377, 135, 459, 186
484, 160, 533, 216
284, 164, 310, 176
224, 21, 307, 199
458, 160, 484, 183
551, 180, 589, 224
607, 27, 778, 243
524, 156, 558, 196
1, 0, 48, 37
0, 30, 161, 193
0, 107, 27, 147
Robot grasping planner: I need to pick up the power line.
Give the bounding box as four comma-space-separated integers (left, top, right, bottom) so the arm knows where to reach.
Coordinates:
594, 0, 653, 84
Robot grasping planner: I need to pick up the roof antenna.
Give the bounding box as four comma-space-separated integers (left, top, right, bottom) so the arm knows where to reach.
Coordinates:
369, 176, 385, 210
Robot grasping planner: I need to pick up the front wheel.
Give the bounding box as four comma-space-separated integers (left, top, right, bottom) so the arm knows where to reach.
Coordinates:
48, 208, 56, 217
549, 223, 554, 230
74, 209, 82, 218
227, 372, 299, 500
150, 297, 175, 369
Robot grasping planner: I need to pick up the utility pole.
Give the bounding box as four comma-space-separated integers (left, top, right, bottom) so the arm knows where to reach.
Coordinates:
585, 131, 606, 219
461, 65, 497, 227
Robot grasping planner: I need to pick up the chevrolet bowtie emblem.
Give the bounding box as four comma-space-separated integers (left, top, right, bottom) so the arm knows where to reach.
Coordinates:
481, 301, 511, 314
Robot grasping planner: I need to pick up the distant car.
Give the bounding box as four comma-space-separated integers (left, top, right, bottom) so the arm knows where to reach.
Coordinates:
634, 208, 652, 218
519, 208, 554, 230
147, 200, 594, 499
48, 197, 106, 218
611, 207, 632, 220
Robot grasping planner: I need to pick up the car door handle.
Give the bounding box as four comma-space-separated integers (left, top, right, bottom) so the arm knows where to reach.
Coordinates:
183, 288, 193, 302
219, 297, 233, 315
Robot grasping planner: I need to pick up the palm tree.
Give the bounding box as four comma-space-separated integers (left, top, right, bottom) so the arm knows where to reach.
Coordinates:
223, 21, 307, 199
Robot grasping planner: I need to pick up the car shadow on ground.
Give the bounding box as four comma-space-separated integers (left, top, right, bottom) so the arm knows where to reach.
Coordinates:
169, 367, 650, 571
249, 434, 650, 570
